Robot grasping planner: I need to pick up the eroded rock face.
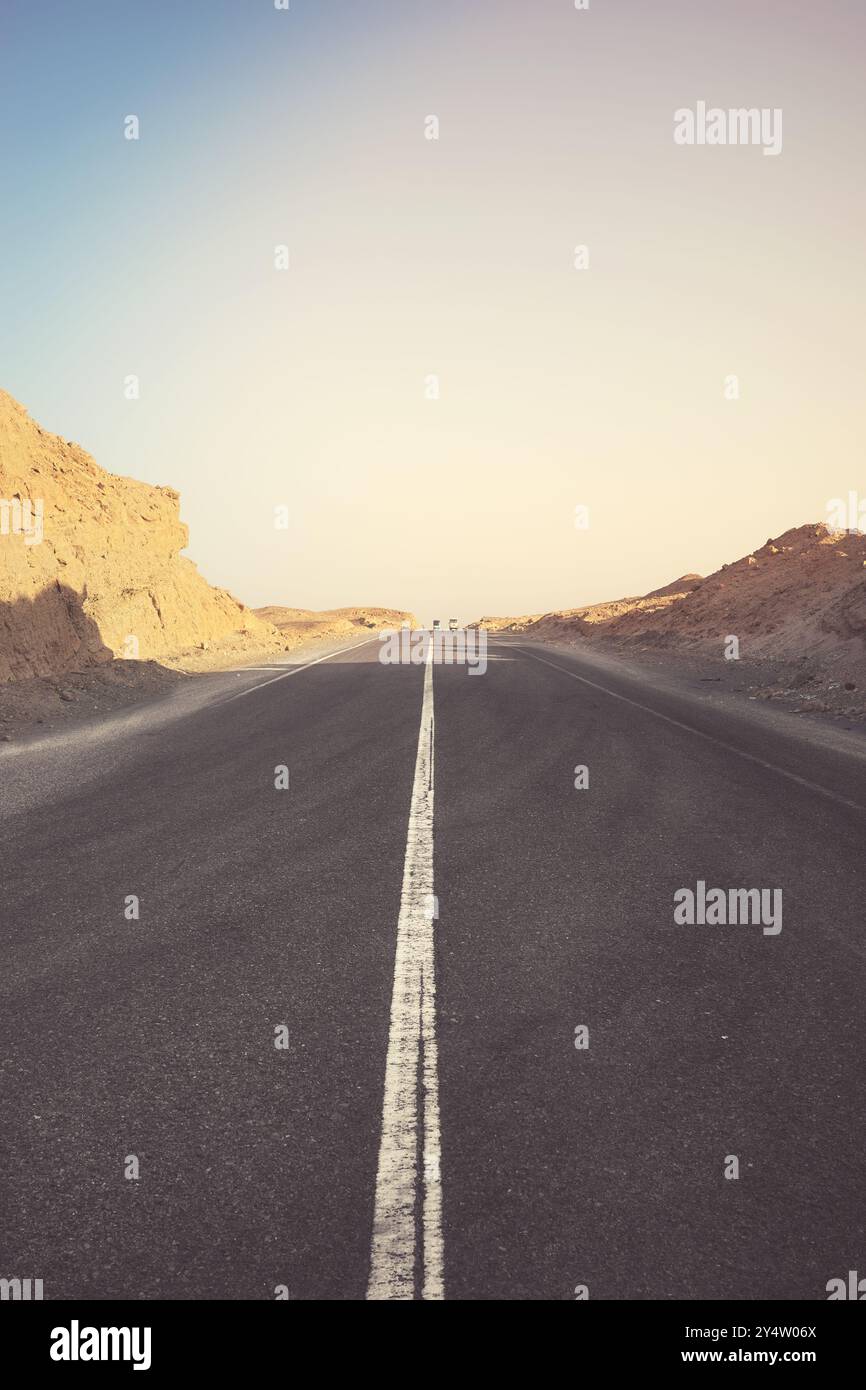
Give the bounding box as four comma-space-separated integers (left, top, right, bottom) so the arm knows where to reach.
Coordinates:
0, 390, 280, 682
596, 525, 866, 657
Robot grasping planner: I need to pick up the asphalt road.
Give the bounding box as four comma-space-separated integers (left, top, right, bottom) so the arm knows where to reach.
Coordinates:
1, 635, 865, 1301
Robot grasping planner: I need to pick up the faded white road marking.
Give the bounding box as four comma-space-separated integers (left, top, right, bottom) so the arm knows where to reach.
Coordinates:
367, 641, 444, 1300
519, 648, 866, 815
219, 638, 377, 705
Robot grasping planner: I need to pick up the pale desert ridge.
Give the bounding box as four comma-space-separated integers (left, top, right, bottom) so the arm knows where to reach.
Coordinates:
255, 605, 417, 647
475, 525, 866, 722
0, 390, 412, 738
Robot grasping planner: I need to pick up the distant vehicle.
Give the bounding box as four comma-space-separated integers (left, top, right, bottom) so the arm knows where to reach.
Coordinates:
432, 619, 440, 630
448, 618, 458, 632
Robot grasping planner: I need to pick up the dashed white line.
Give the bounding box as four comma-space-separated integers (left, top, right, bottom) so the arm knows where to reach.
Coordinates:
367, 640, 444, 1300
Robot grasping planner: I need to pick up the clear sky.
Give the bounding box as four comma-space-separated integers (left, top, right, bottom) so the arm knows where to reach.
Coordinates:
2, 0, 865, 623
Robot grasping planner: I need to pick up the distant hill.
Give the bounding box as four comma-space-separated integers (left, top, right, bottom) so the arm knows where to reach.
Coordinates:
255, 606, 417, 645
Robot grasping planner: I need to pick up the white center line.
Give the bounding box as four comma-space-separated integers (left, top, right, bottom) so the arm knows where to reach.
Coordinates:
367, 641, 444, 1300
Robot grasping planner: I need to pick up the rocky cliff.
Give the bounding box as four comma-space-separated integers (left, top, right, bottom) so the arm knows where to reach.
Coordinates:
0, 390, 281, 682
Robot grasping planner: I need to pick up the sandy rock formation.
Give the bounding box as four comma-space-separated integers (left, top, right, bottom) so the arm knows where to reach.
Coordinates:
0, 390, 281, 682
597, 526, 866, 658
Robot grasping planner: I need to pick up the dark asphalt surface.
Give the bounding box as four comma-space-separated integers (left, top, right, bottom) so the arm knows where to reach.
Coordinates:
1, 636, 865, 1300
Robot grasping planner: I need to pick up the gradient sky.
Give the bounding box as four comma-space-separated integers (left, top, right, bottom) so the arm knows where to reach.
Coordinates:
2, 0, 865, 622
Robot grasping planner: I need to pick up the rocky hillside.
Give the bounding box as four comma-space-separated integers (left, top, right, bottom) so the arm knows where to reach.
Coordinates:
474, 575, 704, 639
0, 390, 283, 682
475, 527, 866, 721
485, 527, 866, 662
478, 525, 866, 667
